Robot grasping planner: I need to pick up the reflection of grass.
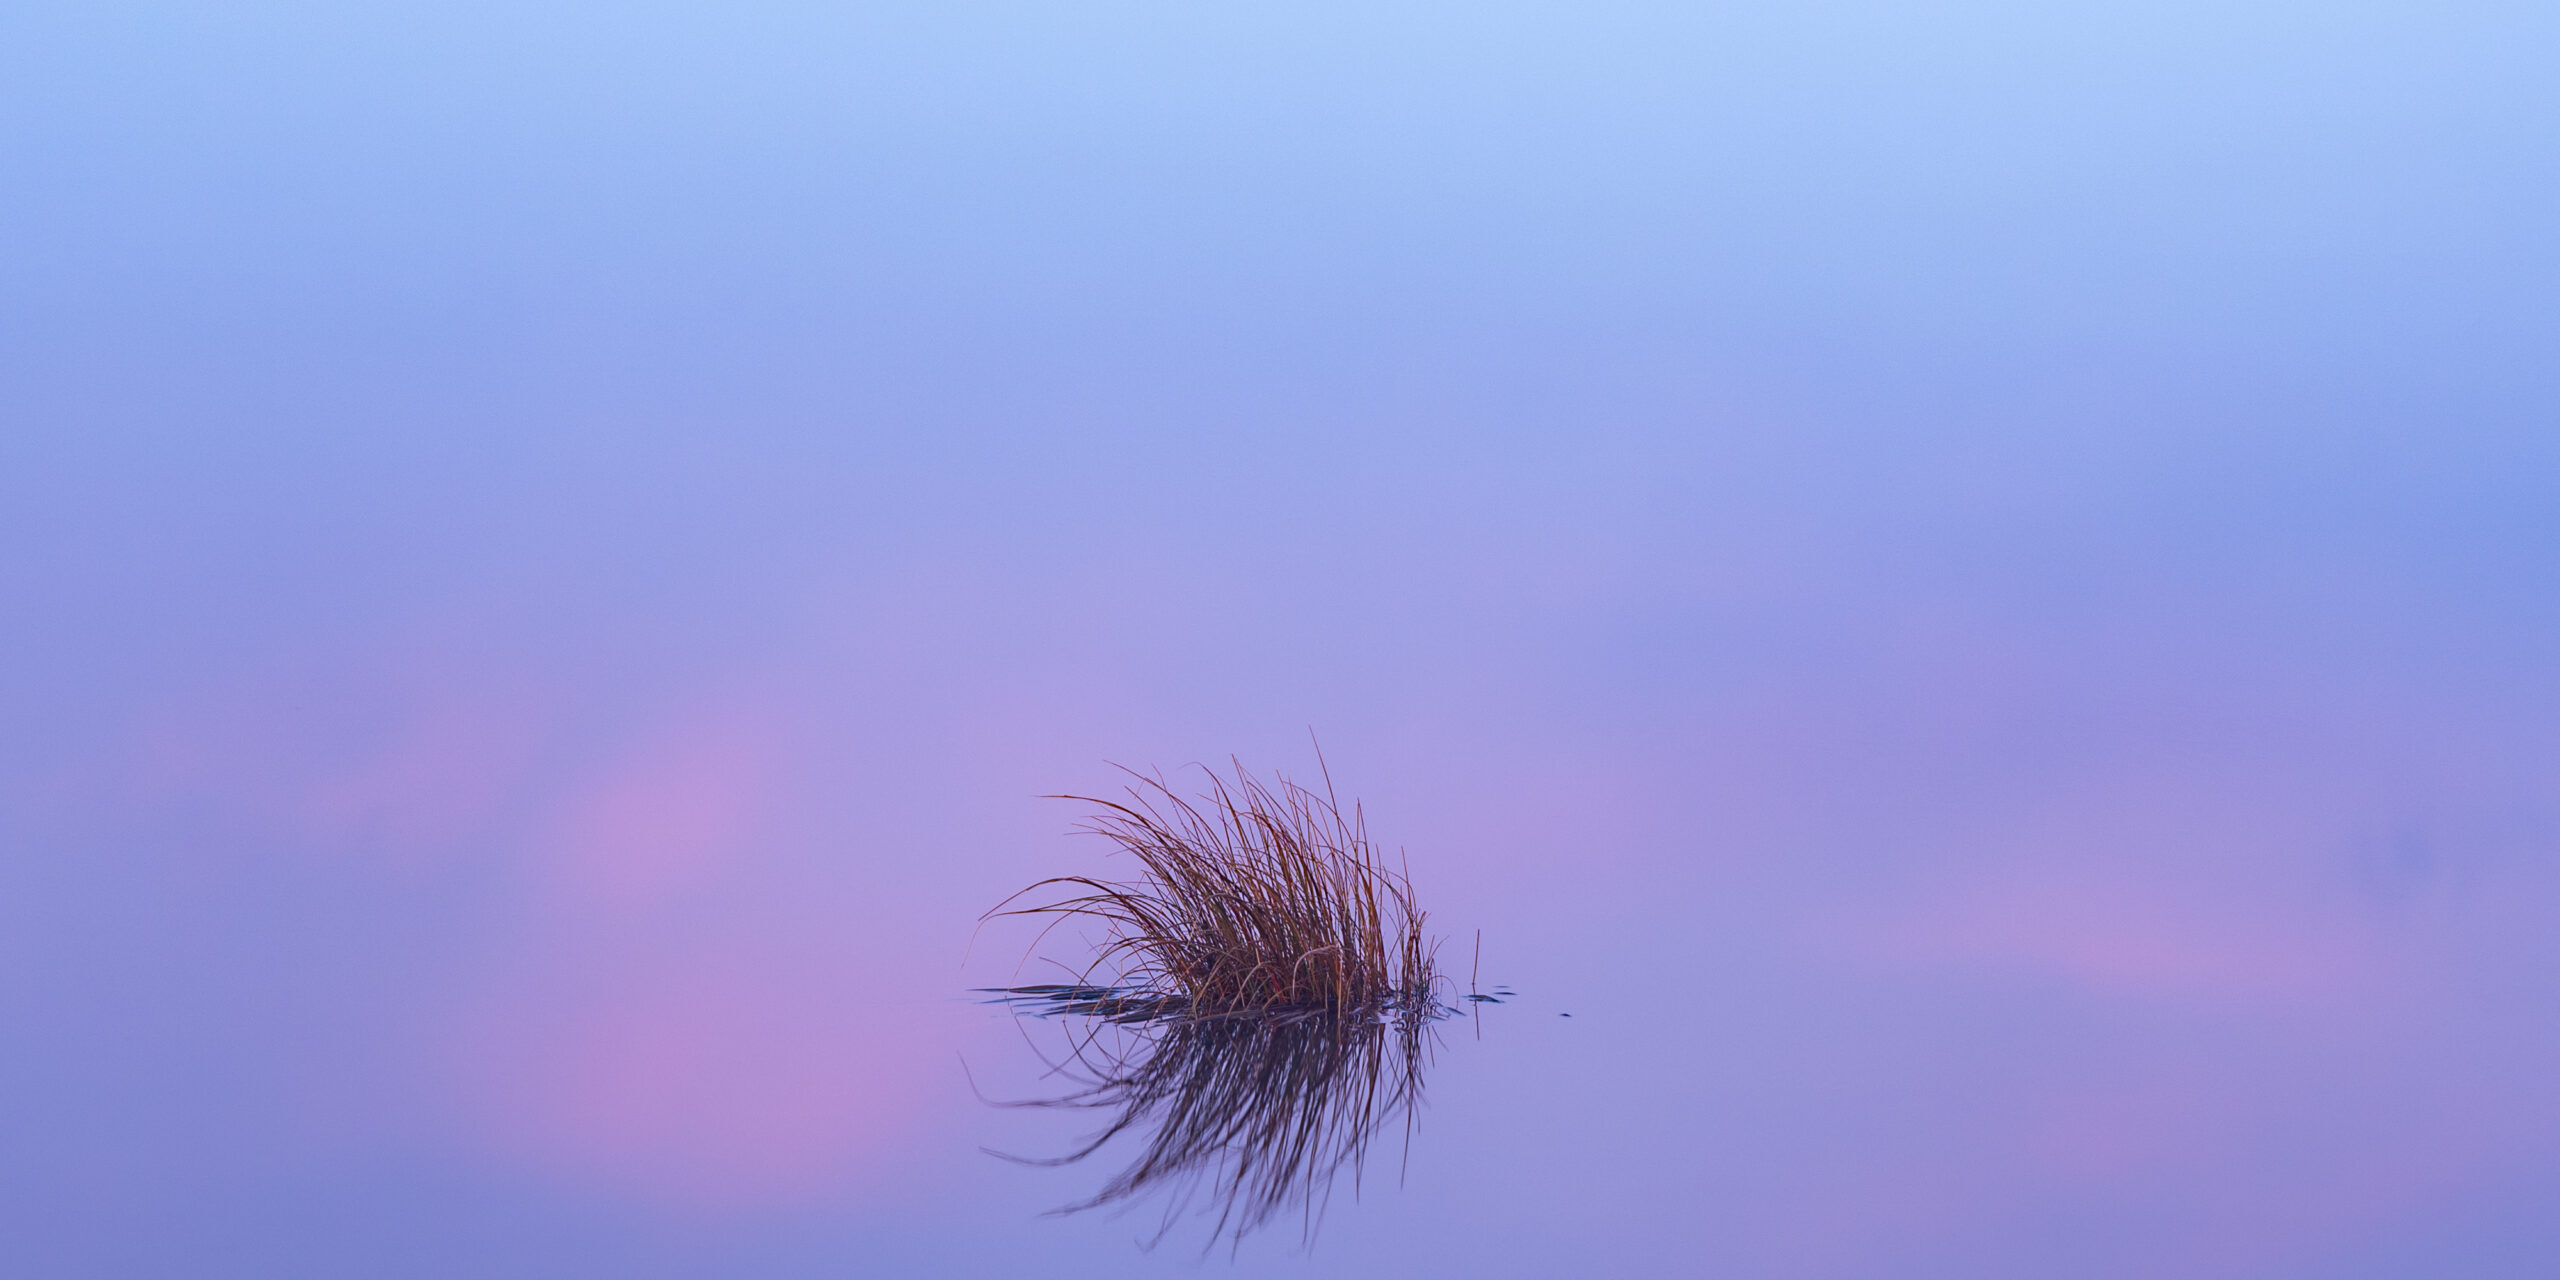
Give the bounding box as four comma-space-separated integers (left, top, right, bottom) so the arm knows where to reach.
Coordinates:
985, 757, 1441, 1017
983, 996, 1436, 1251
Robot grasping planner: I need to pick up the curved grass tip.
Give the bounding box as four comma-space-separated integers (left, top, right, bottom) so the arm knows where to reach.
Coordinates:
985, 755, 1446, 1021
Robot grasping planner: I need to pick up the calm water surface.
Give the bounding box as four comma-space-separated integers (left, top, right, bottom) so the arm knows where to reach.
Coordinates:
5, 2, 2558, 1276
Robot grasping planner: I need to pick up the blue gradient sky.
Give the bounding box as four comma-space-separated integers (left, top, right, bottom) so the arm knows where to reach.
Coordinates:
5, 2, 2559, 1277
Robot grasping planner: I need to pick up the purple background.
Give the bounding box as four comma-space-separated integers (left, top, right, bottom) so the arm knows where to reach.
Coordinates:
4, 2, 2558, 1275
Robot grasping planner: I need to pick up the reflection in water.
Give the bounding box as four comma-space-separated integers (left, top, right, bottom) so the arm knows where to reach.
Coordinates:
984, 990, 1442, 1251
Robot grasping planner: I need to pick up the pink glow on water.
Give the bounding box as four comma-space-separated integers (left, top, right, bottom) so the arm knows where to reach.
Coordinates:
438, 950, 930, 1211
110, 658, 950, 1207
411, 685, 948, 1208
541, 699, 786, 912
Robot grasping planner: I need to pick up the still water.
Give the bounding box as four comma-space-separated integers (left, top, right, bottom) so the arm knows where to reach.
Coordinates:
5, 2, 2558, 1276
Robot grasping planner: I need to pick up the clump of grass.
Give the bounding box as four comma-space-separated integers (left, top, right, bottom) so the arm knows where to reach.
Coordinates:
986, 757, 1440, 1019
